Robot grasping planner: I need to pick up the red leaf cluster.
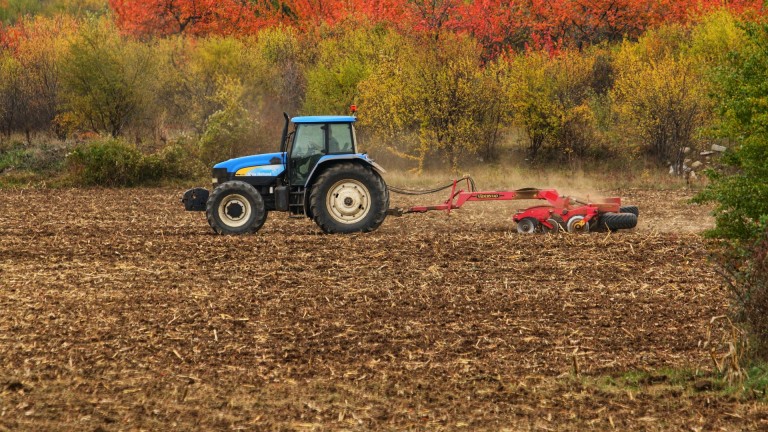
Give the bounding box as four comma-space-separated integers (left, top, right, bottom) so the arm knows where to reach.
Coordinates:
108, 0, 765, 52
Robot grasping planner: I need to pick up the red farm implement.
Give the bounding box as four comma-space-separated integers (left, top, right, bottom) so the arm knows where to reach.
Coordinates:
387, 177, 638, 234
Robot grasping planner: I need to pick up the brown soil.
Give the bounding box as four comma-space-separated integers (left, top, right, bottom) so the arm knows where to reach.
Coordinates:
1, 187, 765, 431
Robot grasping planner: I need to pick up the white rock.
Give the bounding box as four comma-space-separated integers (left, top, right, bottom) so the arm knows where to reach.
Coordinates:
712, 144, 727, 152
691, 161, 703, 169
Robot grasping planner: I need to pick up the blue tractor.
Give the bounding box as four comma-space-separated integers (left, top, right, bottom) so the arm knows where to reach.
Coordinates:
182, 113, 389, 234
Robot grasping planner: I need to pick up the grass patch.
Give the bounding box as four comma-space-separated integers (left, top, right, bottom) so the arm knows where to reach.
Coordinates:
582, 365, 768, 401
722, 363, 768, 400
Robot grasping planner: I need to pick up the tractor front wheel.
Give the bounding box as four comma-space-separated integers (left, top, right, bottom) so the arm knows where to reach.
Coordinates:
309, 163, 388, 234
206, 181, 267, 235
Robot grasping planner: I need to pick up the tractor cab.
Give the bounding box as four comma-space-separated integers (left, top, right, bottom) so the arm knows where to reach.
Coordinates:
284, 116, 357, 186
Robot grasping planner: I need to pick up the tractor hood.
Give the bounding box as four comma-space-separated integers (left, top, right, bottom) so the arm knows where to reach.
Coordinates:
214, 152, 286, 176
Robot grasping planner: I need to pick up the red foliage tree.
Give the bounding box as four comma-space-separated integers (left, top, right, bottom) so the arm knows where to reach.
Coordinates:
109, 0, 280, 36
109, 0, 765, 56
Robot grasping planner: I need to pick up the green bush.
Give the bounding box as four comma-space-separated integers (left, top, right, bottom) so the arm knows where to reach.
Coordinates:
67, 137, 196, 186
0, 140, 68, 176
0, 142, 32, 172
67, 138, 144, 186
694, 21, 768, 360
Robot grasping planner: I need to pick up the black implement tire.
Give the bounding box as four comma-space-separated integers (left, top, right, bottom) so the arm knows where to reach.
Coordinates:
599, 212, 637, 231
619, 205, 639, 217
309, 163, 388, 234
206, 181, 267, 235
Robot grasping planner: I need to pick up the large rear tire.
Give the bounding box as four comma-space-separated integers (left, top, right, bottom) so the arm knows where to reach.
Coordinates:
206, 181, 267, 235
309, 163, 388, 234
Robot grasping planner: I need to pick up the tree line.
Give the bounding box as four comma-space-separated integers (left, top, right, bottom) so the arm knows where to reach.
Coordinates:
0, 3, 763, 173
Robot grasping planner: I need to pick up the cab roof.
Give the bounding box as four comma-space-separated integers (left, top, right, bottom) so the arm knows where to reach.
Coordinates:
292, 116, 356, 124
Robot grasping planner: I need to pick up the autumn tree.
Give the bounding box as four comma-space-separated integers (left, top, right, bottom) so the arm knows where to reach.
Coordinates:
109, 0, 272, 37
359, 34, 505, 171
7, 17, 77, 139
198, 77, 256, 165
302, 24, 392, 115
60, 18, 164, 137
0, 54, 26, 138
254, 26, 306, 113
611, 26, 711, 172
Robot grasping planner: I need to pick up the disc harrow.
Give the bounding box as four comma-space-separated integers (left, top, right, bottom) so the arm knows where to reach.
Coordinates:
387, 178, 638, 233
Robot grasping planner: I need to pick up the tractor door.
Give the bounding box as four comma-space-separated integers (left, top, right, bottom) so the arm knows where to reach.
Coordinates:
289, 123, 326, 186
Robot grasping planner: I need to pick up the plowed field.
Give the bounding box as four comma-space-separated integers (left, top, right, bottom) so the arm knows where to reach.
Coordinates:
1, 187, 766, 431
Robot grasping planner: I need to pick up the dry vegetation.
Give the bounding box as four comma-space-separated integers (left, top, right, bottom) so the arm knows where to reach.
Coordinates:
1, 185, 767, 431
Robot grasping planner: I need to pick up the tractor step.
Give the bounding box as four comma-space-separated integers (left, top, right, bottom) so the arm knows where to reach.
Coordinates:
288, 188, 306, 216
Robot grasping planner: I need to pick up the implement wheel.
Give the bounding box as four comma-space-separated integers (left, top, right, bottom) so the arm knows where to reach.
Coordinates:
600, 212, 637, 231
309, 163, 389, 234
516, 217, 538, 234
566, 215, 590, 234
620, 205, 639, 217
542, 218, 563, 234
206, 181, 267, 235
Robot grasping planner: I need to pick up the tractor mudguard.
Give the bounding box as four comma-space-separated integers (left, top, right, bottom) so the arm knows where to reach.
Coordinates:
182, 187, 209, 211
304, 154, 385, 188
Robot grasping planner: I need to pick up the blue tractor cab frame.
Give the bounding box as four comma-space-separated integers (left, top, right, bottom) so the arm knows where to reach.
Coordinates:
182, 113, 389, 234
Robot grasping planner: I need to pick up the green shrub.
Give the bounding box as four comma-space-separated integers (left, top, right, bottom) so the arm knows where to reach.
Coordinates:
67, 137, 197, 186
0, 142, 32, 172
143, 143, 201, 181
694, 21, 768, 360
67, 138, 144, 186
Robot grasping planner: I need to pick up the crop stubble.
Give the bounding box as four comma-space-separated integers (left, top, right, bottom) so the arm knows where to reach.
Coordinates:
1, 188, 766, 430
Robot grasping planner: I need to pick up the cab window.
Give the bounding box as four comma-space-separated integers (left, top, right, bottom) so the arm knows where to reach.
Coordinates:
328, 123, 353, 154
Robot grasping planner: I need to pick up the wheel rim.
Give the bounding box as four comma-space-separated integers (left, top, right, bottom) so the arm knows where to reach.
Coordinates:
566, 215, 589, 234
517, 218, 537, 234
326, 179, 371, 224
217, 193, 252, 228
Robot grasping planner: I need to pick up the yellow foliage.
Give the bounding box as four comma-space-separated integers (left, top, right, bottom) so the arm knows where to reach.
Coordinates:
612, 31, 711, 167
501, 49, 599, 162
359, 34, 504, 172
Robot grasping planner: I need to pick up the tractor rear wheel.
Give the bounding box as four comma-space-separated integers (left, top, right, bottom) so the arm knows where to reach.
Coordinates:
309, 163, 389, 234
206, 181, 267, 235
